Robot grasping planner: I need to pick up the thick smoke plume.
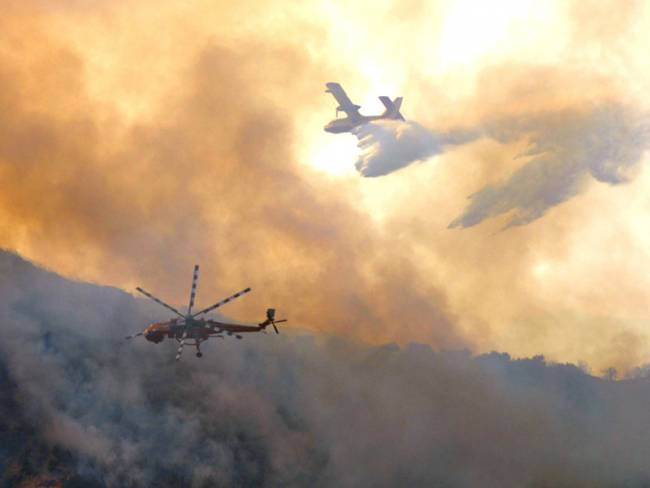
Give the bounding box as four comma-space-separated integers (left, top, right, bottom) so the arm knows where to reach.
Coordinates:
3, 0, 650, 372
0, 1, 463, 351
4, 251, 650, 487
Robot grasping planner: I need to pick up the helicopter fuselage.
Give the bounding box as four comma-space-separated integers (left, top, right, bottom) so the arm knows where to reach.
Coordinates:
143, 319, 212, 343
128, 265, 283, 360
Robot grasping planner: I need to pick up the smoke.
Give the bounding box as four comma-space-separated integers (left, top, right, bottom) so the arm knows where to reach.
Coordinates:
4, 251, 650, 487
0, 1, 464, 351
3, 0, 650, 373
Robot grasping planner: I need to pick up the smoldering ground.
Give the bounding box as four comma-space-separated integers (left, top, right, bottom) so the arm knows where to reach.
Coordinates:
4, 251, 650, 487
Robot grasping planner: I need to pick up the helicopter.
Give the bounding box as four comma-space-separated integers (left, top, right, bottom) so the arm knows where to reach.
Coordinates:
126, 265, 286, 360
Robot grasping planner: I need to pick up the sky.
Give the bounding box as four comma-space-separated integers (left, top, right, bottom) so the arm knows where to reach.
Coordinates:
2, 0, 650, 371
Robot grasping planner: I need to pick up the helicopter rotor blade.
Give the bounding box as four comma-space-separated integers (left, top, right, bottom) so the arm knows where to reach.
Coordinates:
136, 287, 184, 318
175, 330, 188, 361
187, 265, 199, 315
192, 287, 252, 317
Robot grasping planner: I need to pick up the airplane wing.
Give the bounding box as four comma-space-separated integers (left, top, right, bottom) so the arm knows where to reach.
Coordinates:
326, 82, 361, 119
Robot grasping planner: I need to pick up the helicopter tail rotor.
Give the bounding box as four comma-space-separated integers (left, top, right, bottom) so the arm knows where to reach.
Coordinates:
262, 308, 287, 334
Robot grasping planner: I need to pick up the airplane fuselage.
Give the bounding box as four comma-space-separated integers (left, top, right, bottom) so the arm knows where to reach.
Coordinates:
323, 82, 404, 134
324, 115, 383, 134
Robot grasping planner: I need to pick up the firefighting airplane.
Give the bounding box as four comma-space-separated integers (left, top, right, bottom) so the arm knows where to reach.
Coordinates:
126, 265, 286, 360
323, 82, 405, 133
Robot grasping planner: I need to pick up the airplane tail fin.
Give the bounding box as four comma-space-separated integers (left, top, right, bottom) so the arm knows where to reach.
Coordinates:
379, 96, 405, 121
